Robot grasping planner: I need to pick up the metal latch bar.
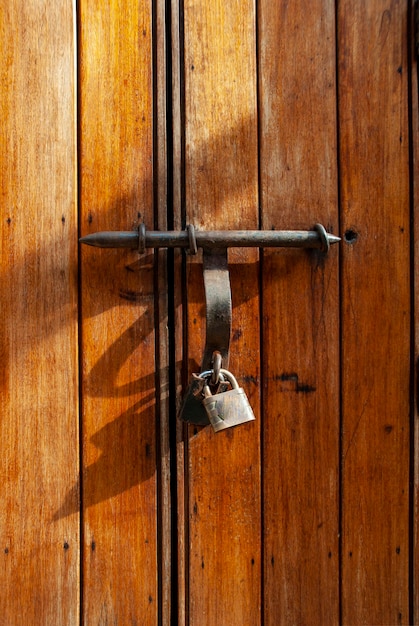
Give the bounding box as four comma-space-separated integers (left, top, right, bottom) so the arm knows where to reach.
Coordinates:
79, 223, 340, 253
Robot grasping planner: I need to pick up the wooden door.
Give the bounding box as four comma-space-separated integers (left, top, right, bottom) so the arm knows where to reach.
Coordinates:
1, 1, 170, 623
177, 1, 414, 624
1, 1, 417, 625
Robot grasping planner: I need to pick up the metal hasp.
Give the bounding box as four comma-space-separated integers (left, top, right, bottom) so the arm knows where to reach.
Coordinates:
80, 223, 339, 424
80, 223, 339, 370
201, 248, 231, 372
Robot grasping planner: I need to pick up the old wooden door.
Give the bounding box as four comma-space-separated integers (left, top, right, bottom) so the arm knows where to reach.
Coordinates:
1, 0, 417, 624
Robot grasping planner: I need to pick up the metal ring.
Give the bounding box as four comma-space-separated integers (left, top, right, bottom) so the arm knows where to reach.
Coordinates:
187, 224, 198, 255
138, 222, 146, 255
199, 369, 225, 382
314, 223, 330, 254
211, 351, 222, 385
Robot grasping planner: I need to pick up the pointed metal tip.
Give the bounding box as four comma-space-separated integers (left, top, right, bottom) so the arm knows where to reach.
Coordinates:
327, 234, 341, 245
79, 233, 110, 247
79, 235, 91, 245
79, 231, 138, 248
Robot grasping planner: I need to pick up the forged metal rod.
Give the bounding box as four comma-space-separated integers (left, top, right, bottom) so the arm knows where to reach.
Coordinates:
79, 223, 340, 253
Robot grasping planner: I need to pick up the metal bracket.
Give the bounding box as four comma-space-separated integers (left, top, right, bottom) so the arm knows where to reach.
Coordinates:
201, 248, 231, 372
80, 223, 339, 423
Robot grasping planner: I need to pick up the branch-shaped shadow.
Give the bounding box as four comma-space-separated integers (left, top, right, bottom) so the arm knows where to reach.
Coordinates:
53, 394, 157, 520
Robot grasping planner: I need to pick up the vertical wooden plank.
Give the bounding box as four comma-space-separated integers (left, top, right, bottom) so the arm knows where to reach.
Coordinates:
171, 0, 187, 622
339, 2, 410, 623
181, 1, 261, 623
259, 1, 340, 624
79, 1, 158, 622
155, 0, 171, 621
0, 1, 79, 623
413, 1, 419, 621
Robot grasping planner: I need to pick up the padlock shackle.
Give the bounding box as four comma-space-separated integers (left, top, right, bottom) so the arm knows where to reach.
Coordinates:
218, 369, 240, 390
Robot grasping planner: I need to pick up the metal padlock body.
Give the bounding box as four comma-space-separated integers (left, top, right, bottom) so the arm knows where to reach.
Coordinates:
203, 369, 255, 432
178, 371, 230, 425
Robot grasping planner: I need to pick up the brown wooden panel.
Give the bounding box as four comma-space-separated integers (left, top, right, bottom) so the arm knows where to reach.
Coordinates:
181, 1, 261, 623
0, 1, 79, 623
155, 0, 171, 621
258, 1, 340, 623
413, 2, 419, 621
338, 2, 411, 623
171, 0, 187, 622
79, 1, 159, 622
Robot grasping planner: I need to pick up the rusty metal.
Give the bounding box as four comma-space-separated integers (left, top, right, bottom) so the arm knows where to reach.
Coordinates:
79, 224, 340, 251
79, 222, 340, 427
201, 249, 231, 373
178, 369, 230, 426
178, 250, 232, 425
202, 368, 256, 432
186, 224, 198, 255
211, 351, 222, 385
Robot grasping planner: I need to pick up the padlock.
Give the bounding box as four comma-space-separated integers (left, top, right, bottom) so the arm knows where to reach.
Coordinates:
178, 370, 230, 425
202, 369, 256, 432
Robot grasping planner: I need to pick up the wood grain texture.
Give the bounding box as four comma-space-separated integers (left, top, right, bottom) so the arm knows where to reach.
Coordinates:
338, 2, 411, 623
181, 1, 261, 623
171, 0, 188, 622
155, 1, 171, 622
79, 1, 158, 622
0, 1, 79, 623
413, 1, 419, 620
258, 1, 340, 623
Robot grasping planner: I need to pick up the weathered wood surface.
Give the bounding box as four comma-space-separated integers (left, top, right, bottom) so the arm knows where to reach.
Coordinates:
155, 0, 171, 621
171, 0, 187, 622
0, 1, 415, 624
413, 2, 419, 622
0, 1, 79, 623
259, 1, 340, 624
338, 2, 411, 624
79, 1, 160, 622
181, 1, 261, 623
179, 1, 413, 624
